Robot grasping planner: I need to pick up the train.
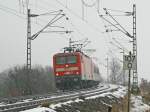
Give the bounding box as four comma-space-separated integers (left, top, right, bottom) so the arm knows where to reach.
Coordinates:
53, 50, 101, 90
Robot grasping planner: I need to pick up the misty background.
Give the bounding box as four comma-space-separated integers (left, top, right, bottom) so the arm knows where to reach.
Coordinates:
0, 0, 149, 81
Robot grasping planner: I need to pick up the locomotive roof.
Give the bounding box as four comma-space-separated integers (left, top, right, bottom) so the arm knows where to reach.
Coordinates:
53, 52, 90, 58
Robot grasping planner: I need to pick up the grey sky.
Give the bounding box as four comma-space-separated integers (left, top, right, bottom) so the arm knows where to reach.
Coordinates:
0, 0, 149, 81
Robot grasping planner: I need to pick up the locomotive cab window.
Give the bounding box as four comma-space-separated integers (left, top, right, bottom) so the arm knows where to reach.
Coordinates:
56, 56, 66, 64
67, 56, 77, 64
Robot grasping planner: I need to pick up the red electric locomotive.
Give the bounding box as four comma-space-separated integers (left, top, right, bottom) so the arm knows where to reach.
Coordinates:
53, 50, 101, 90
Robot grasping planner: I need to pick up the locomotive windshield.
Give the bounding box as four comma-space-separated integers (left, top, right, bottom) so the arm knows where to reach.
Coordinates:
56, 56, 66, 64
56, 55, 77, 64
67, 56, 77, 64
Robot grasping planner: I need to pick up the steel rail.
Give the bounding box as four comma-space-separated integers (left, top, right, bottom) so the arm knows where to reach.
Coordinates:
0, 85, 102, 104
0, 85, 118, 112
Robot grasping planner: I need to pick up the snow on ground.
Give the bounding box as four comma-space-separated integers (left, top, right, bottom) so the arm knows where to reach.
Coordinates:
20, 107, 56, 112
131, 95, 150, 112
23, 98, 33, 102
50, 98, 83, 109
86, 85, 127, 99
14, 85, 150, 112
0, 102, 5, 106
49, 85, 126, 110
111, 86, 127, 98
21, 85, 128, 112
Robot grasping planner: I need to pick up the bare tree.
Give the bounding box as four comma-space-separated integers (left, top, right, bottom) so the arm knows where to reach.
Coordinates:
140, 78, 150, 94
109, 58, 121, 84
0, 65, 56, 97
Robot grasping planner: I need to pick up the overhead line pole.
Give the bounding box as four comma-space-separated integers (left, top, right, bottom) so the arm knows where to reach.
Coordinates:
26, 9, 32, 94
26, 9, 70, 71
100, 4, 138, 93
132, 4, 138, 93
127, 52, 132, 112
27, 9, 31, 70
26, 8, 39, 70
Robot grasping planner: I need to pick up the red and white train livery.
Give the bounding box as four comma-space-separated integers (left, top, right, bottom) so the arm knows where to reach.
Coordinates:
53, 51, 101, 89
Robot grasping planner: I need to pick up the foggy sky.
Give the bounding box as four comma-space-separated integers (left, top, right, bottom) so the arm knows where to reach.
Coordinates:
0, 0, 150, 81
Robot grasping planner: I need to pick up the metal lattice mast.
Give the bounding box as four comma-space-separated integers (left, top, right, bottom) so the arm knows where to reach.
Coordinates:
26, 9, 71, 70
26, 9, 33, 94
132, 4, 138, 93
27, 9, 31, 70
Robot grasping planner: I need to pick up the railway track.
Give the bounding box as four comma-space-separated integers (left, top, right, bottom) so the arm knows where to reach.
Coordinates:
0, 85, 103, 104
0, 84, 118, 112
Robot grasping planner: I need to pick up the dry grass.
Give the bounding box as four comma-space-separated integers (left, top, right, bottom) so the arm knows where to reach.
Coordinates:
41, 102, 51, 107
142, 93, 150, 105
112, 95, 128, 112
112, 93, 150, 112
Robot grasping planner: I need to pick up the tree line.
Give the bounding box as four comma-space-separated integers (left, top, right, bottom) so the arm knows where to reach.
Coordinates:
0, 65, 56, 97
0, 57, 128, 98
108, 57, 128, 85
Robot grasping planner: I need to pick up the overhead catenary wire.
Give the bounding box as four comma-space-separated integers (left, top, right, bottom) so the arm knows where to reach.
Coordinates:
0, 5, 26, 19
100, 15, 131, 39
38, 10, 63, 16
81, 0, 100, 20
31, 10, 66, 40
0, 4, 24, 16
100, 13, 130, 57
43, 0, 107, 55
100, 16, 124, 61
0, 4, 47, 27
81, 0, 97, 7
100, 17, 114, 44
26, 2, 68, 27
105, 9, 130, 33
50, 0, 129, 62
0, 3, 56, 27
81, 0, 85, 20
37, 0, 58, 9
100, 14, 133, 17
68, 18, 88, 39
112, 38, 129, 53
54, 0, 104, 36
0, 2, 64, 27
0, 0, 125, 61
21, 0, 25, 14
106, 8, 132, 13
19, 0, 55, 14
103, 8, 132, 38
25, 2, 54, 12
99, 7, 133, 58
25, 0, 88, 31
96, 0, 100, 14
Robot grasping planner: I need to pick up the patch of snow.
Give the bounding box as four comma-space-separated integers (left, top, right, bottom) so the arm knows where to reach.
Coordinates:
23, 98, 33, 102
23, 85, 127, 111
50, 98, 83, 109
112, 87, 127, 98
86, 85, 127, 100
86, 92, 110, 99
74, 98, 84, 102
0, 102, 6, 106
20, 107, 56, 112
50, 100, 74, 109
109, 84, 118, 89
131, 95, 150, 112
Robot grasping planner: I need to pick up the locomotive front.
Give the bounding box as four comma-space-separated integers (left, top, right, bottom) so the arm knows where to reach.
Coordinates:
53, 52, 81, 90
